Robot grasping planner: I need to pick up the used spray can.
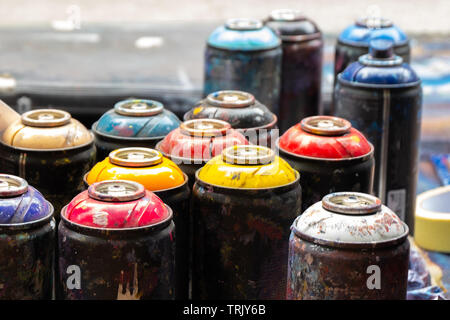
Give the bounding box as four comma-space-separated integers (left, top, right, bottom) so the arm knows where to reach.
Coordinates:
0, 174, 55, 299
92, 99, 181, 162
277, 115, 374, 212
57, 180, 175, 300
156, 119, 249, 189
204, 18, 282, 116
334, 40, 422, 233
287, 192, 410, 300
265, 9, 323, 131
84, 147, 190, 299
192, 145, 301, 299
334, 15, 410, 87
0, 109, 96, 216
183, 90, 278, 147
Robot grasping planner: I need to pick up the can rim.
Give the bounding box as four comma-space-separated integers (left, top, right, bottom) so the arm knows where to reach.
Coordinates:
355, 17, 393, 28
92, 121, 167, 141
109, 147, 163, 167
0, 174, 28, 197
83, 171, 189, 193
0, 201, 55, 230
88, 180, 146, 202
194, 166, 300, 191
225, 18, 263, 31
291, 214, 409, 249
180, 119, 231, 137
222, 145, 275, 165
337, 37, 410, 48
301, 116, 351, 136
114, 99, 164, 117
156, 141, 209, 163
206, 90, 255, 108
21, 109, 71, 127
322, 192, 381, 215
276, 138, 375, 161
60, 203, 173, 233
337, 74, 422, 89
0, 133, 94, 152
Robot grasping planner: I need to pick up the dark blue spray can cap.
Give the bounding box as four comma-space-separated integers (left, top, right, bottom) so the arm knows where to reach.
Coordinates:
0, 174, 53, 224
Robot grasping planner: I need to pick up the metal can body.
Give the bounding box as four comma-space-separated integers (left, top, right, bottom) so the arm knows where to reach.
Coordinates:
0, 109, 96, 216
84, 148, 190, 299
0, 174, 55, 300
192, 146, 301, 299
278, 116, 374, 212
204, 19, 282, 116
57, 219, 175, 300
92, 99, 181, 161
184, 90, 278, 147
334, 42, 422, 232
266, 10, 323, 131
287, 192, 410, 300
57, 180, 175, 300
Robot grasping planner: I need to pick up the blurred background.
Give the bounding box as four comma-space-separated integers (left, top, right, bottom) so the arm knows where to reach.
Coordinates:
0, 0, 448, 185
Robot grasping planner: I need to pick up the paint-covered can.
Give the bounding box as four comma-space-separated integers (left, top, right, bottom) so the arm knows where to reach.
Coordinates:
287, 192, 410, 300
0, 109, 96, 216
334, 16, 410, 86
192, 145, 301, 299
183, 90, 278, 147
334, 40, 422, 233
0, 174, 55, 299
57, 180, 175, 300
156, 119, 249, 189
92, 99, 181, 162
204, 18, 282, 116
84, 148, 190, 299
265, 9, 323, 131
278, 115, 374, 212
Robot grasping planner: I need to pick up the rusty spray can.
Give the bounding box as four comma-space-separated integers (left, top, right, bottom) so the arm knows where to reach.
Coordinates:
204, 18, 282, 116
92, 99, 181, 162
156, 119, 249, 189
192, 145, 301, 299
84, 148, 190, 299
265, 9, 323, 131
329, 14, 410, 115
287, 192, 410, 300
334, 40, 422, 233
183, 90, 278, 147
0, 174, 55, 299
277, 115, 374, 212
57, 180, 175, 300
0, 109, 96, 216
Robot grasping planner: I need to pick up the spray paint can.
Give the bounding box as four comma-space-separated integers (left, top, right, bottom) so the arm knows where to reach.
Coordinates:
0, 174, 55, 299
156, 119, 249, 189
265, 9, 323, 131
192, 145, 301, 299
92, 99, 181, 162
334, 40, 422, 232
287, 192, 410, 300
204, 18, 282, 116
183, 90, 278, 147
0, 109, 96, 216
334, 15, 410, 86
84, 148, 190, 299
278, 115, 374, 212
57, 180, 175, 300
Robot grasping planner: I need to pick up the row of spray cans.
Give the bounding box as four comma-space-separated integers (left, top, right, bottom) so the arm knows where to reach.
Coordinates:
203, 9, 421, 232
0, 101, 409, 300
0, 9, 420, 300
